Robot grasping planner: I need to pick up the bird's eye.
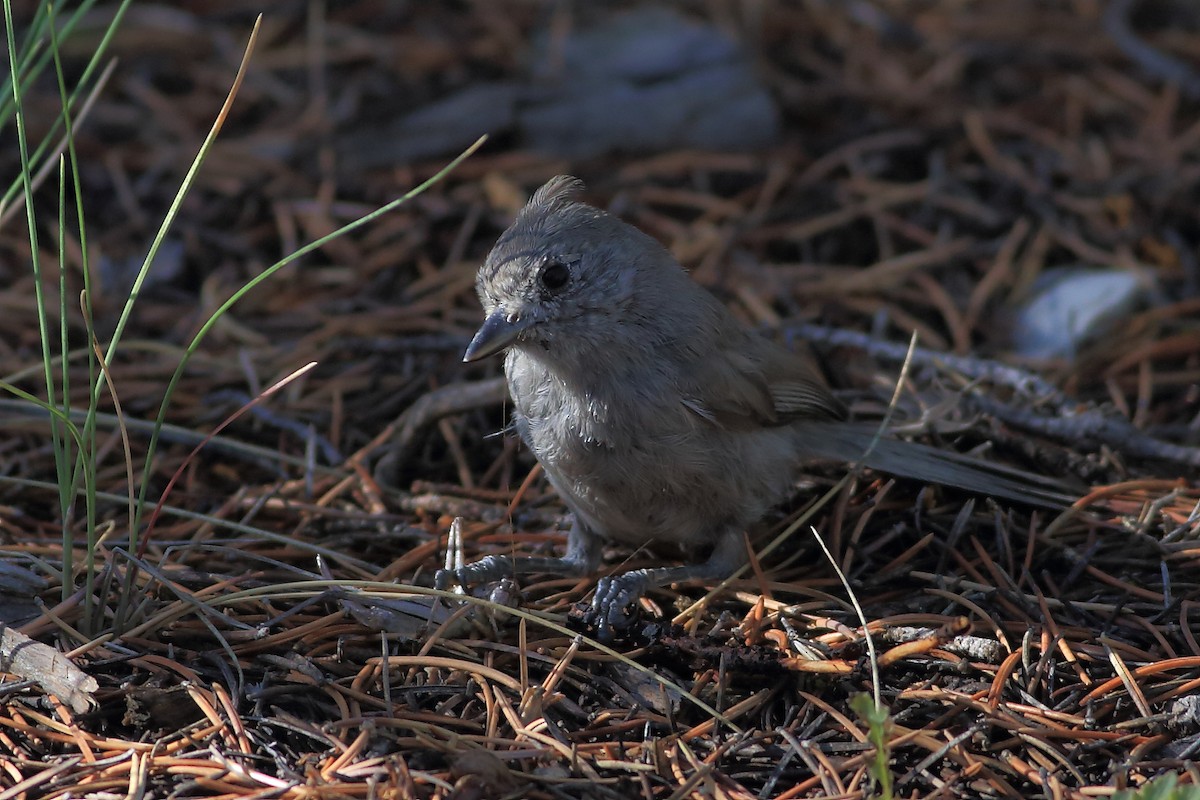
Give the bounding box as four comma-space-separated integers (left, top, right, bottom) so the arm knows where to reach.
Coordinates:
538, 260, 570, 292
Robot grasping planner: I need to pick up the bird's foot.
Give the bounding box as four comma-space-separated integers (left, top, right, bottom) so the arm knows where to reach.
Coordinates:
575, 569, 655, 641
434, 554, 516, 593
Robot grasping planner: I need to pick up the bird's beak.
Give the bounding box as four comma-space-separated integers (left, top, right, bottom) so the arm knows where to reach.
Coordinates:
463, 308, 533, 362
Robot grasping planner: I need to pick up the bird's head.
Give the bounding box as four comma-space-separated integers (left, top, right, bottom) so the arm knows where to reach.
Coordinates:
464, 176, 677, 364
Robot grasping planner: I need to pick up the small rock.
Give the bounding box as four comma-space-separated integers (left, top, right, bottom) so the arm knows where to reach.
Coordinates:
339, 83, 518, 169
1169, 693, 1200, 732
98, 237, 186, 299
521, 7, 780, 157
1010, 266, 1156, 360
536, 6, 740, 83
349, 7, 780, 166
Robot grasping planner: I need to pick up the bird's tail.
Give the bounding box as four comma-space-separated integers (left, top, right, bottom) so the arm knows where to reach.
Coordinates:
792, 421, 1079, 509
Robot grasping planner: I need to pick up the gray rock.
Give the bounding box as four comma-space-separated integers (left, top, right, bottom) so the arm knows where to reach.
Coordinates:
520, 60, 778, 158
99, 237, 185, 298
340, 83, 519, 169
539, 6, 740, 83
348, 7, 779, 166
523, 7, 779, 157
1010, 266, 1157, 360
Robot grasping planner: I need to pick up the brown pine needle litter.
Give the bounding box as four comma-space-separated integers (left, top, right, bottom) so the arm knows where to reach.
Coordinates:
2, 2, 1199, 798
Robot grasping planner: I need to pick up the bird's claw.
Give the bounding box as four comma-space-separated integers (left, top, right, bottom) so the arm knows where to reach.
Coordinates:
435, 554, 512, 593
580, 571, 651, 641
433, 568, 457, 592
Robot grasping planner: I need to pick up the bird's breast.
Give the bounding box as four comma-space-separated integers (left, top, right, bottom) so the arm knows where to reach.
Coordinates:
503, 351, 798, 548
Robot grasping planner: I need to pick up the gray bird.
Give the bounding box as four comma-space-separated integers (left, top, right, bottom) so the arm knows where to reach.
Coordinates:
443, 176, 1072, 637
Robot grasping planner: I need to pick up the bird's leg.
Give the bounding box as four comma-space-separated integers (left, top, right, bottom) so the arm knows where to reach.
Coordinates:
586, 530, 747, 640
434, 520, 604, 591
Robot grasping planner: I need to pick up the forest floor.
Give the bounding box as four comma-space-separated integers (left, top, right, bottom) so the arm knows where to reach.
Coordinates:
1, 2, 1199, 798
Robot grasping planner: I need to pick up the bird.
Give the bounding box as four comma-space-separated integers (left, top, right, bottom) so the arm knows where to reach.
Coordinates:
440, 175, 1074, 638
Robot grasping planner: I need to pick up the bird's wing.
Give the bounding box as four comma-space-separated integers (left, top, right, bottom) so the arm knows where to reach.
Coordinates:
680, 333, 846, 429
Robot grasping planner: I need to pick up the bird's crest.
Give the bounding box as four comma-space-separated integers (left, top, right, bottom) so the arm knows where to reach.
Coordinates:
527, 175, 585, 214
